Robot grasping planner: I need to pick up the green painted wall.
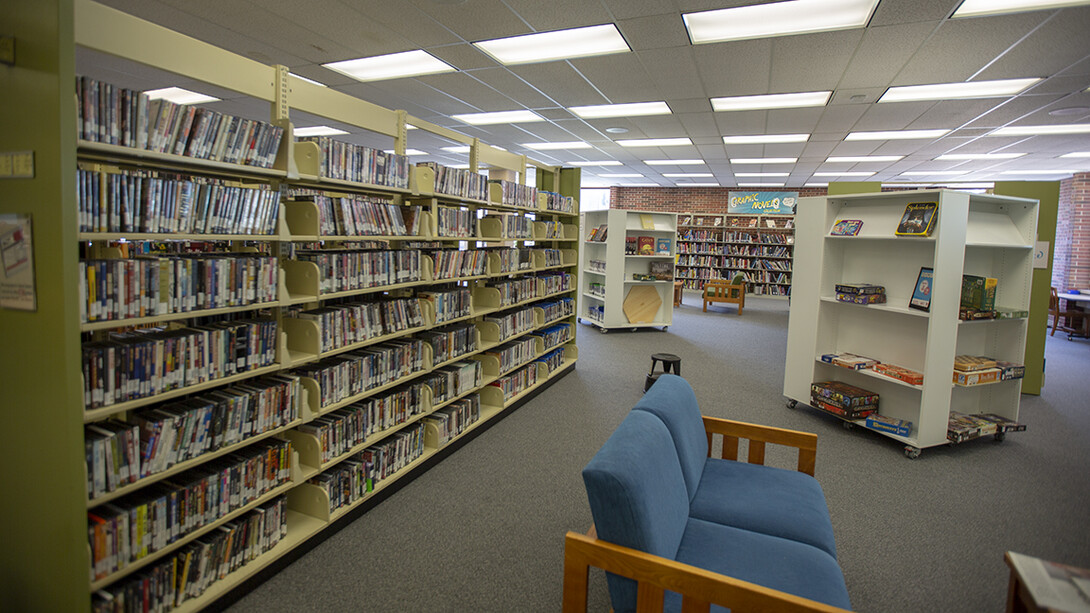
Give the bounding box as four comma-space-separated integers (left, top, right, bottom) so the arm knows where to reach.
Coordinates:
993, 181, 1059, 396
827, 181, 881, 195
0, 0, 89, 610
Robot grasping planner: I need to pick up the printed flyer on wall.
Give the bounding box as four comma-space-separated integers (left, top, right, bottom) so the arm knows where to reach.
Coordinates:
0, 214, 37, 311
727, 191, 798, 215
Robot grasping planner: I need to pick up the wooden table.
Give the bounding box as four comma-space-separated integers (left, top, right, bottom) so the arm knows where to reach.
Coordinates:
1058, 292, 1090, 339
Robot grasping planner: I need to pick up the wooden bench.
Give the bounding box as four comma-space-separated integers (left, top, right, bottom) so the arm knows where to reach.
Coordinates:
703, 280, 745, 315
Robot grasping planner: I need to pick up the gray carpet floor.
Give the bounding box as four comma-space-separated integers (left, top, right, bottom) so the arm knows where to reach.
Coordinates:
226, 293, 1090, 612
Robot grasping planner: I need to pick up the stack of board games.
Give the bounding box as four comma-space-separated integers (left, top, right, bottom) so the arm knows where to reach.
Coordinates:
865, 414, 912, 437
820, 352, 878, 370
952, 354, 1019, 386
947, 411, 1026, 444
835, 283, 886, 305
810, 381, 879, 420
873, 362, 924, 385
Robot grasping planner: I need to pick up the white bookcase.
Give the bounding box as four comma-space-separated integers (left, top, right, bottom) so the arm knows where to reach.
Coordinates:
783, 190, 1038, 458
580, 209, 677, 332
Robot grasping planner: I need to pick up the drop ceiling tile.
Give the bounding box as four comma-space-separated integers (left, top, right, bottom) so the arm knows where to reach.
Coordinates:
535, 108, 576, 120
617, 14, 691, 51
409, 0, 529, 42
504, 0, 615, 31
627, 115, 687, 137
1027, 76, 1090, 96
763, 143, 809, 158
567, 55, 658, 104
801, 141, 840, 159
853, 100, 933, 130
837, 22, 939, 90
413, 72, 520, 112
694, 38, 773, 97
766, 108, 824, 134
551, 119, 612, 140
961, 93, 1068, 128
1057, 56, 1090, 77
975, 8, 1090, 81
715, 110, 769, 136
815, 105, 869, 133
251, 0, 418, 61
769, 29, 864, 93
894, 13, 1048, 85
468, 68, 562, 109
601, 0, 678, 21
868, 0, 957, 26
636, 47, 707, 99
342, 80, 473, 116
509, 62, 606, 107
427, 44, 502, 72
907, 98, 1016, 130
678, 112, 720, 139
669, 98, 713, 114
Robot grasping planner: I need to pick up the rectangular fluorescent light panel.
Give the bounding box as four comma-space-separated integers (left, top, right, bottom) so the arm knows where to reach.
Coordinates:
953, 0, 1090, 18
569, 101, 671, 119
900, 171, 967, 176
735, 172, 790, 177
737, 183, 786, 187
846, 129, 950, 140
988, 124, 1090, 136
441, 146, 472, 153
730, 157, 798, 164
294, 126, 349, 137
618, 138, 693, 147
290, 73, 327, 87
644, 159, 706, 165
723, 134, 810, 144
598, 173, 643, 178
567, 160, 622, 166
935, 153, 1025, 160
453, 110, 544, 125
324, 50, 455, 82
473, 24, 630, 65
662, 173, 713, 178
384, 149, 428, 156
825, 155, 904, 163
1061, 152, 1090, 158
879, 78, 1040, 103
684, 0, 879, 44
521, 141, 592, 150
813, 171, 876, 176
1000, 169, 1079, 174
677, 182, 720, 187
806, 182, 829, 187
712, 91, 831, 111
144, 87, 220, 105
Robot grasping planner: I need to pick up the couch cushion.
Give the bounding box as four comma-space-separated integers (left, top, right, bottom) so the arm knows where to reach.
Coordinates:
634, 374, 708, 501
665, 518, 851, 612
583, 410, 691, 613
690, 457, 838, 559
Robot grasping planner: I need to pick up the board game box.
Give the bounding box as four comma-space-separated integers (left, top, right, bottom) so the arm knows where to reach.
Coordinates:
834, 283, 885, 295
836, 292, 887, 305
954, 355, 997, 371
995, 361, 1025, 381
821, 352, 879, 370
830, 219, 863, 236
865, 414, 912, 436
895, 201, 937, 237
873, 362, 924, 385
810, 381, 879, 409
810, 395, 878, 420
961, 275, 998, 311
953, 367, 1000, 386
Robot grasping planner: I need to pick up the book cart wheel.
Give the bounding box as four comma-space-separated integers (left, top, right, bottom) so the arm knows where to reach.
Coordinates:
995, 431, 1006, 442
662, 326, 668, 332
599, 327, 608, 334
842, 421, 855, 430
904, 446, 921, 459
786, 399, 798, 409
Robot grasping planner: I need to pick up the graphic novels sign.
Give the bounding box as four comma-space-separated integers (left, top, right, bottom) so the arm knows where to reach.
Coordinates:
727, 191, 798, 215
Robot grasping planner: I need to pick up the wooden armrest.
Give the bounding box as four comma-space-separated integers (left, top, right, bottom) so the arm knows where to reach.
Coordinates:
562, 531, 849, 613
702, 416, 817, 476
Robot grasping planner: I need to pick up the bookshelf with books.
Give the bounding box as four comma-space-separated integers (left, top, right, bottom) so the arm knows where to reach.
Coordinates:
16, 2, 583, 609
783, 190, 1037, 458
675, 212, 794, 296
580, 209, 677, 332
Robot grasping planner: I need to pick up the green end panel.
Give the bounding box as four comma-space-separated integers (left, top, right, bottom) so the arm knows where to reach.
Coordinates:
994, 181, 1060, 395
827, 182, 881, 195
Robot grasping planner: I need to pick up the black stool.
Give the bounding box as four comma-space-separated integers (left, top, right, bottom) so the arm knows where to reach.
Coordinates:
645, 353, 681, 392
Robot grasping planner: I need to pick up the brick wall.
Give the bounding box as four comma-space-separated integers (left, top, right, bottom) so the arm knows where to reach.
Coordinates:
1054, 177, 1074, 290
1062, 173, 1090, 290
609, 186, 829, 213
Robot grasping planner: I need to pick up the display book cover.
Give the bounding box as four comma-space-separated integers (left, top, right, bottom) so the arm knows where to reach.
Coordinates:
830, 219, 863, 236
909, 267, 934, 312
637, 236, 655, 255
895, 202, 938, 237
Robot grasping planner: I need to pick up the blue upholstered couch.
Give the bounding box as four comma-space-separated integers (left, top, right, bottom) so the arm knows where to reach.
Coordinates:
563, 374, 851, 613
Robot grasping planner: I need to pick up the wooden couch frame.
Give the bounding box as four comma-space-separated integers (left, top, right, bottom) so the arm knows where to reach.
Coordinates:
563, 416, 850, 613
702, 280, 745, 315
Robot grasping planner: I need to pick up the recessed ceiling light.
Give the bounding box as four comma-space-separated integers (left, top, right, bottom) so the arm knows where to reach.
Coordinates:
878, 78, 1041, 103
644, 159, 706, 165
566, 160, 623, 166
598, 173, 644, 178
441, 145, 472, 153
711, 91, 831, 112
1061, 152, 1090, 158
662, 173, 713, 178
845, 129, 950, 141
294, 126, 349, 137
953, 0, 1090, 19
384, 148, 428, 156
900, 171, 967, 176
737, 182, 786, 187
988, 124, 1090, 136
683, 0, 879, 44
723, 134, 810, 144
290, 73, 328, 87
813, 171, 876, 176
570, 101, 671, 119
323, 50, 455, 82
935, 153, 1025, 160
605, 127, 629, 134
473, 24, 630, 65
144, 87, 220, 105
521, 141, 592, 150
735, 172, 790, 177
452, 110, 544, 125
731, 157, 798, 164
617, 138, 693, 147
825, 155, 904, 163
999, 169, 1079, 175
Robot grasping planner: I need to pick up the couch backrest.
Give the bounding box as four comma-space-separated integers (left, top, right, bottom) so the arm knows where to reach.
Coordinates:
582, 410, 690, 613
633, 374, 708, 501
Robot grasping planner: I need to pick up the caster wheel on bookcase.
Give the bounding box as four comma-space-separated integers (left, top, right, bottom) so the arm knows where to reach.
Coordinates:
662, 326, 668, 332
599, 327, 608, 334
786, 399, 798, 409
994, 431, 1006, 442
577, 317, 582, 324
904, 446, 921, 459
842, 421, 854, 430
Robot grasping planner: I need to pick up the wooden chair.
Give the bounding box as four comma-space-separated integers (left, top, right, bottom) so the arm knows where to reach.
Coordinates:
703, 279, 745, 315
1051, 287, 1088, 337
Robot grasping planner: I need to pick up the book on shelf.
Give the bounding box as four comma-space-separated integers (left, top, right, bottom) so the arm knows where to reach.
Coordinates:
895, 202, 937, 237
640, 214, 655, 230
830, 219, 863, 236
909, 267, 933, 312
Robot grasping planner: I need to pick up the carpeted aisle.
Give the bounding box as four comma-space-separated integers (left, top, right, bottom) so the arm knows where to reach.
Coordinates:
227, 293, 1090, 612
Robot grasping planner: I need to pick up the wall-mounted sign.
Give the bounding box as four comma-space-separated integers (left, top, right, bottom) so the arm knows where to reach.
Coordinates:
727, 191, 798, 215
